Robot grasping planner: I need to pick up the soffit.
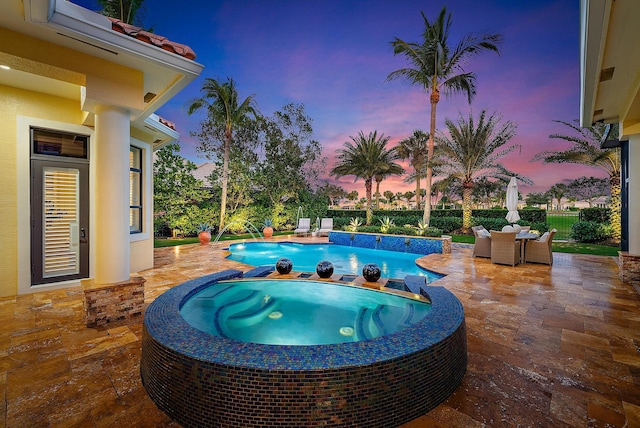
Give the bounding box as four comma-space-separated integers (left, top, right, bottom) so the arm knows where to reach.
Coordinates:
581, 0, 640, 136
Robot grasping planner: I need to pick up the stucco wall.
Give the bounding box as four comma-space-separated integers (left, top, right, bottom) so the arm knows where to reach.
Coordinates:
0, 85, 84, 297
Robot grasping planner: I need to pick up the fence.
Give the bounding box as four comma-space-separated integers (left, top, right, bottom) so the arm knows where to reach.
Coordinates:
546, 211, 579, 241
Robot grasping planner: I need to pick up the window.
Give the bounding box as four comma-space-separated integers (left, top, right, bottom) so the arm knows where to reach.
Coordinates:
130, 146, 142, 233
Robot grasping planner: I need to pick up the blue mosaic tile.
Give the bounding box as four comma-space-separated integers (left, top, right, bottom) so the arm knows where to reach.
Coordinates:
353, 233, 377, 249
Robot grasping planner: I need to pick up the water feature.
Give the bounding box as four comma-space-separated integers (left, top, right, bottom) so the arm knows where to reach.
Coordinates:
212, 219, 263, 243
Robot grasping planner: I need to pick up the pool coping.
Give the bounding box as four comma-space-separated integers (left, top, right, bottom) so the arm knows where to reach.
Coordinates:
144, 269, 465, 371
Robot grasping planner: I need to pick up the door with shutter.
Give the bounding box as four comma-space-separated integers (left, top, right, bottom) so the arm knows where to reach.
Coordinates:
30, 159, 89, 285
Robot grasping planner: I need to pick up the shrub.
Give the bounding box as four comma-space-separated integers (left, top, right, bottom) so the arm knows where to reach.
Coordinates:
387, 226, 417, 236
571, 221, 612, 243
430, 216, 462, 233
580, 207, 611, 223
358, 225, 381, 233
424, 227, 442, 237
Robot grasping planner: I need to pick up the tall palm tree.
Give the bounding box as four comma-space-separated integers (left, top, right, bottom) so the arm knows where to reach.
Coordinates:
387, 6, 502, 226
331, 131, 400, 225
396, 130, 428, 210
97, 0, 145, 25
436, 110, 527, 229
533, 120, 621, 240
374, 149, 404, 209
188, 78, 258, 230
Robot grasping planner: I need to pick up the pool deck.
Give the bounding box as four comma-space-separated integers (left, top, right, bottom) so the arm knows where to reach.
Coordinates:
2, 235, 640, 427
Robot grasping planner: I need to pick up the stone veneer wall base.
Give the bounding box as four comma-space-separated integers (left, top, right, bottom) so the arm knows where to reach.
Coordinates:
81, 276, 146, 328
619, 252, 640, 284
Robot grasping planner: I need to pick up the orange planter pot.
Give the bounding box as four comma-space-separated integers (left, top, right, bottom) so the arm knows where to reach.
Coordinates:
263, 227, 273, 239
198, 231, 211, 245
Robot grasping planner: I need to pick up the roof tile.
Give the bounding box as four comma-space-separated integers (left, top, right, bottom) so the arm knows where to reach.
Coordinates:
107, 17, 196, 60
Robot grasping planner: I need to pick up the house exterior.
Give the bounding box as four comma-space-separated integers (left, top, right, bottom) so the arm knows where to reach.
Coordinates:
0, 0, 204, 297
580, 0, 640, 282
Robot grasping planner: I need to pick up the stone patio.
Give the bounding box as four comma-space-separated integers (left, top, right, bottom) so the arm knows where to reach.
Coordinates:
1, 236, 639, 427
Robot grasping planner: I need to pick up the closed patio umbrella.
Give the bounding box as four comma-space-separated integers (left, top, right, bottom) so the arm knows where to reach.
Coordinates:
505, 176, 520, 223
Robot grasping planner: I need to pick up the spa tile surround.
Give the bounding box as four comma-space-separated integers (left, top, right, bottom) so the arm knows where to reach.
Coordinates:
141, 269, 467, 427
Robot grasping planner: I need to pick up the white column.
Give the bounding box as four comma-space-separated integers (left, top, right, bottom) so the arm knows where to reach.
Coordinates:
94, 105, 131, 284
629, 136, 640, 255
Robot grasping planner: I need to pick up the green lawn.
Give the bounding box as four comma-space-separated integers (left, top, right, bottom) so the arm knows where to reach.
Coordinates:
546, 212, 580, 240
155, 231, 619, 257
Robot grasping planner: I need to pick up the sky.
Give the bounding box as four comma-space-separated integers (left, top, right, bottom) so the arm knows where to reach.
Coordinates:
73, 0, 598, 197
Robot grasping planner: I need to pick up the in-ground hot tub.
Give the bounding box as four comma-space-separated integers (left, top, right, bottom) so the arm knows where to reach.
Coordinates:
141, 269, 467, 427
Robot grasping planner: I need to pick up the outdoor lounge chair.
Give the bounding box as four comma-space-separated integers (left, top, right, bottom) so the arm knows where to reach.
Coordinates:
471, 225, 491, 258
525, 229, 556, 265
318, 218, 333, 236
490, 230, 521, 266
294, 218, 311, 237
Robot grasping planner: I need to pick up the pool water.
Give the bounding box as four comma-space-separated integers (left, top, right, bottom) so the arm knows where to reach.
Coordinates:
180, 279, 432, 345
226, 242, 443, 282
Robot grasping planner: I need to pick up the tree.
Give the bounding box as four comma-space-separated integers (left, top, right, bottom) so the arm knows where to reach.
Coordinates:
436, 110, 527, 229
533, 120, 621, 239
525, 192, 551, 208
396, 130, 428, 209
387, 6, 502, 226
373, 148, 404, 209
473, 177, 501, 208
153, 143, 207, 236
384, 190, 396, 209
96, 0, 145, 26
188, 77, 258, 231
346, 190, 359, 206
321, 184, 347, 208
331, 131, 399, 225
547, 183, 569, 210
568, 176, 609, 207
402, 191, 415, 209
253, 103, 323, 222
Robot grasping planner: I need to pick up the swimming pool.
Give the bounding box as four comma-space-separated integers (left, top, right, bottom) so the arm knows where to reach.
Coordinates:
180, 279, 431, 345
226, 241, 443, 281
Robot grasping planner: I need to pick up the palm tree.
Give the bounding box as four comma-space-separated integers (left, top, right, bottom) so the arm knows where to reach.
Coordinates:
374, 149, 404, 209
387, 6, 502, 226
188, 77, 258, 230
96, 0, 145, 25
331, 131, 400, 225
396, 130, 428, 210
533, 120, 621, 240
436, 110, 527, 229
547, 183, 569, 211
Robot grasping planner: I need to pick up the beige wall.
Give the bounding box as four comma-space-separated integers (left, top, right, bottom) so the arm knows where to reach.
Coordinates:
0, 85, 85, 296
0, 85, 156, 297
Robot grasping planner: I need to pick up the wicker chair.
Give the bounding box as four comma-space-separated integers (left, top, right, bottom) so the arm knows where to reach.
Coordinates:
490, 231, 521, 266
471, 225, 491, 258
525, 229, 556, 265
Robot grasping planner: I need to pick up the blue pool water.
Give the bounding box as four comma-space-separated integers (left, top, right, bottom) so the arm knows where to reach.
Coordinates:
226, 242, 443, 282
180, 279, 431, 345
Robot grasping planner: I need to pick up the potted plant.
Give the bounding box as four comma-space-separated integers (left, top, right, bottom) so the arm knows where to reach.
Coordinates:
262, 219, 274, 239
197, 223, 212, 245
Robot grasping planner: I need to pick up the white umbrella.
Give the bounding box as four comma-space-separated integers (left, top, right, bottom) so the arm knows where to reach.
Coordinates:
505, 176, 520, 223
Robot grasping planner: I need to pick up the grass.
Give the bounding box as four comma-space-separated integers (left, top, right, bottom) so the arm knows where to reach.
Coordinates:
546, 212, 580, 240
156, 230, 619, 257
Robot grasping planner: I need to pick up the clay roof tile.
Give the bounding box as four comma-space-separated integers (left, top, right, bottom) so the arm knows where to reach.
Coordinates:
107, 17, 196, 60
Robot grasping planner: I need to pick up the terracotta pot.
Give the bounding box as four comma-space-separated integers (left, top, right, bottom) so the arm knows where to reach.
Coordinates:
263, 226, 273, 239
198, 231, 211, 245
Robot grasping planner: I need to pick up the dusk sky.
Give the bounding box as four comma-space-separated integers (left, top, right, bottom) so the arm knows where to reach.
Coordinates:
74, 0, 599, 197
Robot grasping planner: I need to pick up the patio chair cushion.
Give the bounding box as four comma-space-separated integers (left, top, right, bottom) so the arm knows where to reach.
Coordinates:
478, 228, 491, 238
539, 232, 549, 242
502, 225, 515, 232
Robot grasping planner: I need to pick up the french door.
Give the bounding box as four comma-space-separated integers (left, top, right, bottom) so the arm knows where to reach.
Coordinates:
30, 159, 89, 285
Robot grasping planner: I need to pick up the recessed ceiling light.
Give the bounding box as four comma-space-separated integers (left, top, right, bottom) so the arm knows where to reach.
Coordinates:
0, 65, 10, 70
